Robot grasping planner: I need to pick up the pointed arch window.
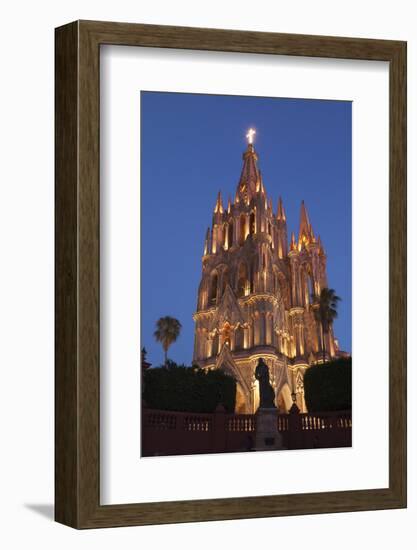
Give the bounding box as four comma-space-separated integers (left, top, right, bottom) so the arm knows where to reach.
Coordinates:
221, 268, 228, 297
239, 214, 246, 245
222, 223, 228, 249
209, 273, 218, 306
237, 262, 249, 297
228, 220, 234, 247
307, 273, 314, 306
199, 280, 208, 310
301, 265, 314, 307
235, 325, 244, 350
249, 212, 256, 234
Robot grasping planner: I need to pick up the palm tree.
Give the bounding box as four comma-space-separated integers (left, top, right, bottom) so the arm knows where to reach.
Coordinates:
312, 288, 341, 364
154, 316, 182, 366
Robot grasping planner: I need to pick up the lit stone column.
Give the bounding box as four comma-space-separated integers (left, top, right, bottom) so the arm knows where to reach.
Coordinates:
301, 391, 307, 412
254, 314, 260, 346
296, 268, 303, 306
234, 215, 239, 245
197, 329, 203, 360
266, 313, 272, 345
243, 326, 248, 349
295, 316, 305, 356
288, 253, 300, 307
230, 329, 235, 351
290, 307, 305, 358
198, 329, 204, 359
283, 334, 289, 357
211, 226, 217, 254
243, 214, 249, 241
292, 267, 297, 305
249, 320, 254, 348
207, 337, 212, 358
299, 324, 305, 355
258, 313, 263, 345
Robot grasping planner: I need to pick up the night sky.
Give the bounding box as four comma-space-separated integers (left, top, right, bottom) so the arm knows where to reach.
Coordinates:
141, 92, 352, 367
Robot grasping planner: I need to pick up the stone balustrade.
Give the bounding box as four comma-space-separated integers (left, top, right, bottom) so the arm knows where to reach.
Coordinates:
142, 407, 352, 457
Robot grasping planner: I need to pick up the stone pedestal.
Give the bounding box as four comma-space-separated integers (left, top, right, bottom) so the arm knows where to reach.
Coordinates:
254, 408, 284, 451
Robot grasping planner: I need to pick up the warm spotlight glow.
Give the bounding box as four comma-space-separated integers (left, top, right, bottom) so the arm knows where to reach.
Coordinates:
246, 128, 256, 144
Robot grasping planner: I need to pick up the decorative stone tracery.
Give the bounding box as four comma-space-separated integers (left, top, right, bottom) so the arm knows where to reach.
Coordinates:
193, 135, 341, 413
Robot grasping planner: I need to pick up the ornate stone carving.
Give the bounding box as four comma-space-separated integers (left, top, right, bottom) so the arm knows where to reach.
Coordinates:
192, 136, 341, 413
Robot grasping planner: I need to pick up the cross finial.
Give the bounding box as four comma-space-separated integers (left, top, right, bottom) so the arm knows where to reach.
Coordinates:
246, 128, 256, 145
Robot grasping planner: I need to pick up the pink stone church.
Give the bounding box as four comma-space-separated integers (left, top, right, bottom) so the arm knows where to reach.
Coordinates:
193, 130, 347, 413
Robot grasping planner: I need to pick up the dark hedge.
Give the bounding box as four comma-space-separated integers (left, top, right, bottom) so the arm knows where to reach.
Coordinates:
303, 357, 352, 412
143, 362, 236, 413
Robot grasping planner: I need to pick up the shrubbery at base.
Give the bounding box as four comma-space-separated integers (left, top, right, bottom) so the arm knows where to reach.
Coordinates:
303, 357, 351, 412
143, 361, 236, 413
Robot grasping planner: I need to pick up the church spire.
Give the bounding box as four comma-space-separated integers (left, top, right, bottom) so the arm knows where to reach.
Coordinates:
237, 129, 261, 202
214, 191, 224, 214
299, 200, 310, 234
277, 196, 286, 221
298, 200, 313, 246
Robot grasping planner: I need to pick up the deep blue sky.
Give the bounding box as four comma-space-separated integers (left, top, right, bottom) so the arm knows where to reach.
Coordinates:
141, 92, 352, 367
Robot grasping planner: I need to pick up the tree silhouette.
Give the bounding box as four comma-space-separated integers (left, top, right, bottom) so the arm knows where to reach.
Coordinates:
153, 316, 182, 366
312, 288, 341, 363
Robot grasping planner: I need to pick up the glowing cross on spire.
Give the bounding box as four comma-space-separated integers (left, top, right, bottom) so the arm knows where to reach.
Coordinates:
246, 128, 256, 145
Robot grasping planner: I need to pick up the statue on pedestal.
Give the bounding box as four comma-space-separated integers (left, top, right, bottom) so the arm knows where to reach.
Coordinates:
253, 358, 283, 450
255, 358, 276, 409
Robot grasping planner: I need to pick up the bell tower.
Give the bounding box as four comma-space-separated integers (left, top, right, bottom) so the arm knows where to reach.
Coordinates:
193, 131, 339, 413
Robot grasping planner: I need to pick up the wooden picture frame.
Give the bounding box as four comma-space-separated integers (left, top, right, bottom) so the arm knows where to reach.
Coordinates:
55, 20, 407, 528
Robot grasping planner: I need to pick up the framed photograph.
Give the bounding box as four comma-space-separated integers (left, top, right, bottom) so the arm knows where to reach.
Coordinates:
55, 20, 406, 528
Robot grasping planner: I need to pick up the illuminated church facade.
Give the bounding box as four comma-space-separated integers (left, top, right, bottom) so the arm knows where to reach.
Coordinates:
193, 130, 343, 414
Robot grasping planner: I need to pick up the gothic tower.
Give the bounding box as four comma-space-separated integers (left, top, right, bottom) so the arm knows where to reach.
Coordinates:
193, 130, 340, 413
